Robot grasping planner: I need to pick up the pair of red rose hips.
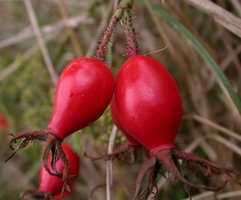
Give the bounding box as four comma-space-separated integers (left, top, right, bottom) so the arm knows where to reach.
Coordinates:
8, 53, 235, 199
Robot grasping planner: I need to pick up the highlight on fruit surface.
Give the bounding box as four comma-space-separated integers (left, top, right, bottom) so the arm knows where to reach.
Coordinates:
20, 144, 80, 200
113, 55, 239, 199
6, 57, 115, 189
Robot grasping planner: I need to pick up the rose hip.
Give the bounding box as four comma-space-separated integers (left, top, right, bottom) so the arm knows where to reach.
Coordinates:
6, 57, 114, 189
113, 55, 237, 199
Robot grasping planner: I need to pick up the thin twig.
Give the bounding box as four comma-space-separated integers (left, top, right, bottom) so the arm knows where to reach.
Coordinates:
0, 16, 93, 49
23, 0, 59, 85
55, 0, 84, 57
105, 2, 117, 196
106, 126, 118, 200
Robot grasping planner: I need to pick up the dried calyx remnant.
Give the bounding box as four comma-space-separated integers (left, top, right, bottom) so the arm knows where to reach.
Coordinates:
6, 130, 68, 179
135, 148, 239, 199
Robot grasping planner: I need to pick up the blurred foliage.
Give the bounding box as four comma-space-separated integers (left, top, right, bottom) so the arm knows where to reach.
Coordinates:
1, 0, 241, 200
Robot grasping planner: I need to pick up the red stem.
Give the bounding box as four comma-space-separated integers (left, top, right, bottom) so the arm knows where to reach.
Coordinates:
123, 7, 139, 57
95, 0, 134, 61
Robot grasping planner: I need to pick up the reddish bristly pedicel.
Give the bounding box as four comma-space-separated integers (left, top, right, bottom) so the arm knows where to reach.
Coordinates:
20, 144, 80, 200
6, 57, 115, 186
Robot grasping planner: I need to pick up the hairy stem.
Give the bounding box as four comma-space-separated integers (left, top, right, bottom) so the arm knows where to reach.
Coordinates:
95, 0, 134, 61
122, 6, 139, 57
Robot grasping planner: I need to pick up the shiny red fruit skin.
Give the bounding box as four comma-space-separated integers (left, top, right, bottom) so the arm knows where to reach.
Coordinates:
48, 58, 115, 140
54, 191, 70, 200
114, 55, 183, 155
38, 144, 80, 195
0, 114, 9, 133
110, 96, 140, 147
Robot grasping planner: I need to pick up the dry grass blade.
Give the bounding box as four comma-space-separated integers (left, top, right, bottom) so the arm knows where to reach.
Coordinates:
85, 1, 114, 57
106, 125, 117, 200
230, 0, 241, 16
55, 0, 84, 57
186, 0, 241, 38
184, 190, 241, 200
184, 136, 205, 154
23, 0, 58, 85
206, 134, 241, 157
185, 114, 241, 142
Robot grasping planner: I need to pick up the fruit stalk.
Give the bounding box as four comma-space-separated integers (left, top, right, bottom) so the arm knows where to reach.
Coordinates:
95, 0, 134, 61
122, 6, 139, 57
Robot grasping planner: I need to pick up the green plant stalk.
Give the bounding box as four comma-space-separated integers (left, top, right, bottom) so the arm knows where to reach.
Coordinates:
152, 5, 241, 114
95, 0, 134, 61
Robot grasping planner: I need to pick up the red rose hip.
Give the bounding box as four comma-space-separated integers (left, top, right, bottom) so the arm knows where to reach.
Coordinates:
39, 144, 80, 196
114, 55, 183, 154
7, 57, 115, 191
113, 55, 235, 199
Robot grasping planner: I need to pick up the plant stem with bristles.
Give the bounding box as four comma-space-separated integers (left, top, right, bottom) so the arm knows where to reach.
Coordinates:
122, 7, 139, 57
95, 0, 134, 61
